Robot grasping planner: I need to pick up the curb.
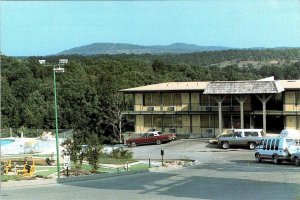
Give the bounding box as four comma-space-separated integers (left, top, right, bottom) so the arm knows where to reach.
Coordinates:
57, 169, 149, 183
1, 170, 149, 188
1, 178, 57, 188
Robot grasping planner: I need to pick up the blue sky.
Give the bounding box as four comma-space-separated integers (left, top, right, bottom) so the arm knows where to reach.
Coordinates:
1, 1, 300, 56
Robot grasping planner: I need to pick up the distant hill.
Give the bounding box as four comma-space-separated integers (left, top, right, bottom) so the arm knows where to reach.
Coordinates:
58, 43, 232, 55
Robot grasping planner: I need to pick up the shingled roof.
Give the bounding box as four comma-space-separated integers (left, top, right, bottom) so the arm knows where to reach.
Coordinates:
203, 81, 285, 95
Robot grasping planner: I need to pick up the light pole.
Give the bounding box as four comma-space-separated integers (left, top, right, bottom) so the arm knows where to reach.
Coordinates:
39, 59, 67, 179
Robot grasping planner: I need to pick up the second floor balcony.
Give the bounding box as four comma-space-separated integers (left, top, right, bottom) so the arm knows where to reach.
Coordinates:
124, 104, 242, 113
122, 103, 300, 114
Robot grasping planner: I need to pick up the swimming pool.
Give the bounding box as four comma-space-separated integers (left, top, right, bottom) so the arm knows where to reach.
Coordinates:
0, 139, 14, 146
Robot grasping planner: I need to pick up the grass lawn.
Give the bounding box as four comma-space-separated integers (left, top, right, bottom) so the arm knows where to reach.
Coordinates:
1, 154, 151, 182
80, 163, 149, 173
1, 175, 23, 182
99, 157, 136, 165
34, 166, 58, 178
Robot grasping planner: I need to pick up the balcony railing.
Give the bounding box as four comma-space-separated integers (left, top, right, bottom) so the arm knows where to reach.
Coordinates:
125, 104, 241, 112
124, 103, 300, 113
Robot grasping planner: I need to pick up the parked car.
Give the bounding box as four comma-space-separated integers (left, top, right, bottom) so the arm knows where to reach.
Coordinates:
290, 151, 300, 166
126, 131, 176, 147
218, 129, 265, 150
255, 137, 300, 164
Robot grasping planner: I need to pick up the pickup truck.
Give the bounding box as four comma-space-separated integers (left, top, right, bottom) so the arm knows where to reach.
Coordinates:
218, 129, 265, 150
126, 131, 176, 147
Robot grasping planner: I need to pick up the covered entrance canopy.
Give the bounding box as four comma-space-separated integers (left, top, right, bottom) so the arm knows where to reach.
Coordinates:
203, 79, 285, 133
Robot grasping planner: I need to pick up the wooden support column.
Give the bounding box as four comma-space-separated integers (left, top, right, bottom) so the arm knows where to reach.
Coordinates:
189, 92, 192, 111
190, 115, 193, 136
160, 92, 163, 111
256, 94, 273, 133
214, 95, 226, 134
234, 95, 248, 129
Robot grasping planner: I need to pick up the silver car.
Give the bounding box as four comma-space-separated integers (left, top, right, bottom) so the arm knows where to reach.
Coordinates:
218, 129, 265, 150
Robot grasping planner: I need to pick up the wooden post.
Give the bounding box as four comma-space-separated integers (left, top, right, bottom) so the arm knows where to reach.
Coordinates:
234, 95, 247, 129
214, 95, 226, 134
256, 94, 273, 133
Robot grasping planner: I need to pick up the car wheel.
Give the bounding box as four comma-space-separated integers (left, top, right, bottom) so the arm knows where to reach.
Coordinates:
156, 140, 161, 145
221, 142, 229, 149
249, 142, 256, 150
130, 142, 137, 147
255, 153, 261, 163
273, 155, 281, 165
295, 157, 300, 166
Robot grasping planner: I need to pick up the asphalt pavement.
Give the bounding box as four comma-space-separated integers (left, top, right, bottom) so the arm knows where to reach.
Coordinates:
2, 139, 300, 200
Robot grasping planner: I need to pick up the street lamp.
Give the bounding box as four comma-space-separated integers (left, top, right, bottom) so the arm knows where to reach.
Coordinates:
39, 59, 67, 179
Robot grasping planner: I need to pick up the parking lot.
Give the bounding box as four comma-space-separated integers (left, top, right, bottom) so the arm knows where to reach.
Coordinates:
129, 139, 300, 184
3, 139, 300, 200
129, 139, 254, 162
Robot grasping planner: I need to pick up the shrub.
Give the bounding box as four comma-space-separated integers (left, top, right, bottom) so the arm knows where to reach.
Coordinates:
85, 134, 102, 173
110, 147, 133, 159
61, 133, 84, 169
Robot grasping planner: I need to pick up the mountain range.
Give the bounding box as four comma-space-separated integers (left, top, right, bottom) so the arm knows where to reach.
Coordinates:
58, 43, 232, 55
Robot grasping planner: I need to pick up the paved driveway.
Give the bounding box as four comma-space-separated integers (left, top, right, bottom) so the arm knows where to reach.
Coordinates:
128, 139, 253, 164
2, 139, 300, 200
2, 163, 300, 200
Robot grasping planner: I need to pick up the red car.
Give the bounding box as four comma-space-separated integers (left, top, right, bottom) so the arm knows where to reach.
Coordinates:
126, 131, 176, 147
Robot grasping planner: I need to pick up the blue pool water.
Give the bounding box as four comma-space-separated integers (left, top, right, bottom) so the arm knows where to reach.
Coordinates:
0, 139, 14, 146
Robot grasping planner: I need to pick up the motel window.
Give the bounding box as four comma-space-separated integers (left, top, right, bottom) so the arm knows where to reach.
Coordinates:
200, 94, 209, 106
144, 93, 160, 106
163, 115, 173, 127
200, 94, 217, 106
163, 115, 182, 127
162, 93, 181, 106
144, 115, 162, 127
153, 115, 162, 127
173, 116, 182, 127
173, 93, 181, 106
201, 116, 209, 127
223, 95, 239, 106
144, 115, 152, 127
285, 92, 295, 104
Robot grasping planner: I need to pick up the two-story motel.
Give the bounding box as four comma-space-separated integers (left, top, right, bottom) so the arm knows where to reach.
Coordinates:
120, 77, 300, 138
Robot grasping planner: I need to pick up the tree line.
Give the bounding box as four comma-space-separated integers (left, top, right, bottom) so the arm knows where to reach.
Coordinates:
1, 48, 300, 143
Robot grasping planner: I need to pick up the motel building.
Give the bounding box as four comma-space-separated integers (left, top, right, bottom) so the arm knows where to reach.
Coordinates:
120, 77, 300, 138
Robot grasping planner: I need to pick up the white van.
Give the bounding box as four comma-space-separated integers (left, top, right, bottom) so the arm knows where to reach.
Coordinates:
279, 129, 300, 138
255, 137, 300, 164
